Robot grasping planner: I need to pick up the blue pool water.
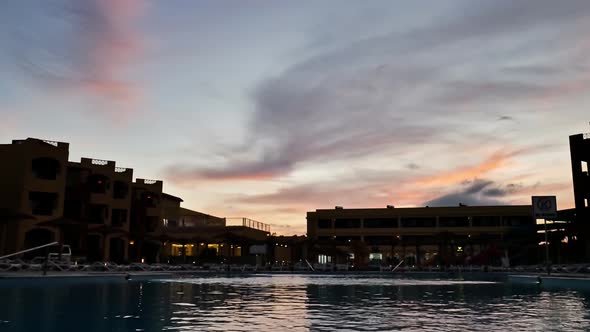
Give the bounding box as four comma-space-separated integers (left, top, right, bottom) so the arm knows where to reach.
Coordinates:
1, 274, 590, 331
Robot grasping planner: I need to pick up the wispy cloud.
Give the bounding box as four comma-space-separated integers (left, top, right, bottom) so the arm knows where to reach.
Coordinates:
5, 0, 144, 109
165, 0, 590, 185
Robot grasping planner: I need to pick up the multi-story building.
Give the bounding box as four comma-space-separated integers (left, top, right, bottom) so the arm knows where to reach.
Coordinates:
307, 205, 537, 266
0, 138, 69, 255
63, 157, 134, 262
0, 137, 272, 264
129, 178, 164, 262
569, 132, 590, 257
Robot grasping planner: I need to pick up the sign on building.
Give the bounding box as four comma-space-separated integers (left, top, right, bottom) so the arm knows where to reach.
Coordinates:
532, 196, 557, 219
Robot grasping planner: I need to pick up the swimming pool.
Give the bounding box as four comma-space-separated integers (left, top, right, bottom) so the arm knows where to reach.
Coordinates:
1, 274, 589, 331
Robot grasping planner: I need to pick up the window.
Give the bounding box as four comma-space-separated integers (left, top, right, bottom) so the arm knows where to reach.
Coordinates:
113, 181, 129, 199
87, 174, 110, 194
369, 253, 383, 261
472, 216, 501, 227
401, 217, 436, 228
364, 218, 397, 228
334, 218, 361, 229
335, 236, 360, 243
29, 192, 58, 215
365, 236, 396, 245
86, 204, 108, 224
31, 158, 60, 180
503, 216, 534, 227
111, 209, 127, 227
439, 217, 470, 227
318, 219, 332, 229
318, 254, 331, 264
582, 161, 588, 173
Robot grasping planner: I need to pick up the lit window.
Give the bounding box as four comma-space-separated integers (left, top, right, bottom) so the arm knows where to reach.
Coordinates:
163, 218, 168, 227
369, 253, 382, 261
318, 254, 332, 264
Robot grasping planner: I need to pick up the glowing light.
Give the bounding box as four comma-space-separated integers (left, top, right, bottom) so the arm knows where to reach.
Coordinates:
129, 240, 135, 245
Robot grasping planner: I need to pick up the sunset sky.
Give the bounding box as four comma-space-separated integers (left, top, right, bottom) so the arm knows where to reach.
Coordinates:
1, 0, 589, 234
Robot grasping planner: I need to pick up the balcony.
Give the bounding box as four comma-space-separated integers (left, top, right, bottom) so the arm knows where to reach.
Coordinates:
139, 191, 160, 208
87, 174, 110, 194
31, 157, 61, 180
145, 216, 160, 233
111, 209, 127, 227
29, 192, 58, 216
86, 204, 109, 224
113, 180, 129, 199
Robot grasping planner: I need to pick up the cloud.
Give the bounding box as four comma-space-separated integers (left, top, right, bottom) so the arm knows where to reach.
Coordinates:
415, 151, 512, 187
164, 0, 590, 184
424, 179, 508, 207
497, 116, 513, 121
5, 0, 144, 108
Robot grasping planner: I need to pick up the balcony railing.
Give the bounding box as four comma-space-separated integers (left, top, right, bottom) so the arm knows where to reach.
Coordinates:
226, 218, 271, 232
42, 139, 59, 147
144, 179, 158, 185
91, 159, 109, 166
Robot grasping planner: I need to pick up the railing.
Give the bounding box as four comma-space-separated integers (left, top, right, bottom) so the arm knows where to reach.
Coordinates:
42, 140, 59, 147
0, 242, 59, 261
144, 179, 158, 184
91, 159, 109, 166
391, 260, 404, 272
226, 218, 271, 232
114, 167, 127, 173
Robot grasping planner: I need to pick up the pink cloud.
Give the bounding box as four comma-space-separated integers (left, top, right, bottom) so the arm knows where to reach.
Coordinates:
80, 0, 144, 107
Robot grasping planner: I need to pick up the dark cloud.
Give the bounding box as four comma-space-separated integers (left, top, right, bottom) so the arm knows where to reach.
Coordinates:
483, 183, 523, 197
498, 116, 513, 121
406, 163, 420, 170
465, 179, 495, 194
424, 179, 507, 207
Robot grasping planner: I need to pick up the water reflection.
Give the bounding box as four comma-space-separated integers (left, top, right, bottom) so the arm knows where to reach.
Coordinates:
0, 275, 589, 331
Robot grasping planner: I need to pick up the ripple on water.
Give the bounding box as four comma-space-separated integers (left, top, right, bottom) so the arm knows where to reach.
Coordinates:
1, 274, 589, 331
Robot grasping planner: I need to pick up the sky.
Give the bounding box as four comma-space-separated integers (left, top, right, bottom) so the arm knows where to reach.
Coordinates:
1, 0, 589, 235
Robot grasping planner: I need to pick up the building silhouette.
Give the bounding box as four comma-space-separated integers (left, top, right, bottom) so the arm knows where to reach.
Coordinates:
569, 132, 590, 257
0, 138, 270, 264
307, 205, 537, 267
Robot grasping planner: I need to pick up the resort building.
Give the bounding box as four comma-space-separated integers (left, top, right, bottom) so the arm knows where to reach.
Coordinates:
306, 205, 537, 267
569, 132, 590, 257
63, 157, 134, 263
0, 137, 271, 264
0, 138, 69, 256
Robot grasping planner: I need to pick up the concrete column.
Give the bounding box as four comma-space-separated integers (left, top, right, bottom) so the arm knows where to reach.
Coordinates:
103, 235, 110, 262
123, 240, 129, 262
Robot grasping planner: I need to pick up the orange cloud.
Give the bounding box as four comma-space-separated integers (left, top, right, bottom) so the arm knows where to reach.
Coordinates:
415, 151, 512, 186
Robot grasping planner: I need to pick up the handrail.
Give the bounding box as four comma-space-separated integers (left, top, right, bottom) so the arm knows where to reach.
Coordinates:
305, 259, 315, 271
0, 242, 59, 260
392, 260, 404, 272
